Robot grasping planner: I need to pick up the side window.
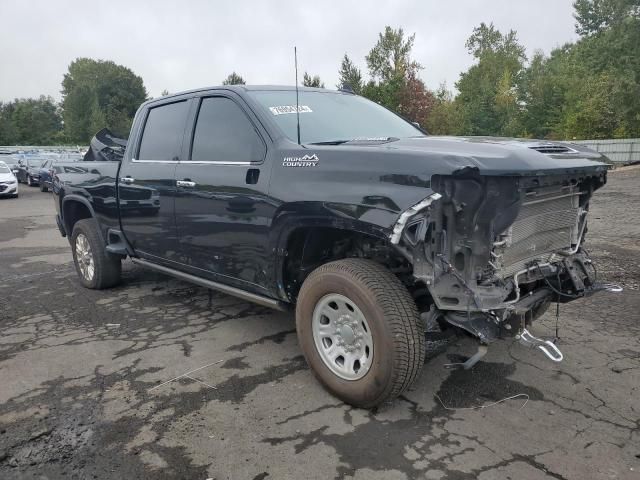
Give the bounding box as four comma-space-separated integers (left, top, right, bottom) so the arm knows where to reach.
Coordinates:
138, 101, 189, 161
191, 97, 265, 163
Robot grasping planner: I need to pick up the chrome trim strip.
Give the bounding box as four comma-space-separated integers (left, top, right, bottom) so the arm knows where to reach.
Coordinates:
390, 193, 442, 244
130, 258, 289, 311
131, 158, 178, 164
131, 158, 253, 166
180, 161, 253, 166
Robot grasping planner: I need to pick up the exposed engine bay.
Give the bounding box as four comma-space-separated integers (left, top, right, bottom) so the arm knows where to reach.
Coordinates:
391, 169, 618, 348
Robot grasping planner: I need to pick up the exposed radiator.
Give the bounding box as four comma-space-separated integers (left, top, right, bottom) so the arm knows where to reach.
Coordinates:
495, 186, 582, 278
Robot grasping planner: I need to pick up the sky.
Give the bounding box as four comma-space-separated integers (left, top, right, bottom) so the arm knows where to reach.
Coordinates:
0, 0, 579, 102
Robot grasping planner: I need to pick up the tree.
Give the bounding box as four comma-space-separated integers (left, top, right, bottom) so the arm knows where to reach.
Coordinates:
61, 58, 147, 142
0, 102, 18, 144
516, 0, 640, 139
365, 26, 421, 83
222, 72, 246, 85
424, 84, 463, 135
573, 0, 639, 35
303, 72, 324, 88
337, 54, 363, 93
518, 50, 566, 138
362, 26, 426, 119
455, 23, 526, 135
396, 71, 436, 126
0, 96, 62, 145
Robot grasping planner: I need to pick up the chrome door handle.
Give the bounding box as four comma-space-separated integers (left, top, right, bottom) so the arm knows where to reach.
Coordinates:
120, 176, 135, 184
176, 180, 196, 188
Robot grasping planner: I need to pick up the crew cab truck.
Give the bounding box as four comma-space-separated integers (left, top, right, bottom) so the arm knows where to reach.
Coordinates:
53, 85, 617, 408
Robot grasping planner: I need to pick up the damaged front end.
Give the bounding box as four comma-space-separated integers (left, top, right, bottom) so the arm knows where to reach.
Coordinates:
391, 167, 620, 361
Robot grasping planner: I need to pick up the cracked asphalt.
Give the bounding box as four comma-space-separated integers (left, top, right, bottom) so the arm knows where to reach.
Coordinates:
1, 167, 639, 480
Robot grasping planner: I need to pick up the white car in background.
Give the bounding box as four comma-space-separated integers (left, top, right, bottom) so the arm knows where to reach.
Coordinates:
0, 161, 19, 198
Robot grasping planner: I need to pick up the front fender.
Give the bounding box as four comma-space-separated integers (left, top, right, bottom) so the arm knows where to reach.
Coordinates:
268, 201, 396, 301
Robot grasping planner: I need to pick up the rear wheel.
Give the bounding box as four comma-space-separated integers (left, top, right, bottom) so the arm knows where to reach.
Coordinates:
71, 219, 122, 289
296, 259, 425, 408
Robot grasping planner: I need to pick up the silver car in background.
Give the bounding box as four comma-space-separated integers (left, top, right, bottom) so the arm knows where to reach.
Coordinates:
0, 161, 19, 198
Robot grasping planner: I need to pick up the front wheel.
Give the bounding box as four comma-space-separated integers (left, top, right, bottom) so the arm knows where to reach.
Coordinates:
296, 259, 425, 408
71, 219, 122, 289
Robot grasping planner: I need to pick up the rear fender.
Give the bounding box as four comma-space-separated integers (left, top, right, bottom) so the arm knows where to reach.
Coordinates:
61, 195, 101, 241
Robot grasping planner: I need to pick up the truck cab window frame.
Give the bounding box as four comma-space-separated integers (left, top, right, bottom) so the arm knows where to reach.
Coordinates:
187, 96, 267, 165
136, 100, 190, 162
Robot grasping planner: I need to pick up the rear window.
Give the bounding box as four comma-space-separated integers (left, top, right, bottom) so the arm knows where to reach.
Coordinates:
138, 101, 189, 161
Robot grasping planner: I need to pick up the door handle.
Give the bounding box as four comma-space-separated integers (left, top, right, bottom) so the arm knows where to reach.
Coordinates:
176, 180, 196, 188
120, 176, 135, 184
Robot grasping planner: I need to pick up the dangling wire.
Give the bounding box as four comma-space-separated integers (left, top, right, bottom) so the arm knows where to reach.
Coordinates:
555, 299, 560, 340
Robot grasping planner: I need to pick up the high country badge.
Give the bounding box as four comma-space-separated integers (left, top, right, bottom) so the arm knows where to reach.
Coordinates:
282, 154, 319, 167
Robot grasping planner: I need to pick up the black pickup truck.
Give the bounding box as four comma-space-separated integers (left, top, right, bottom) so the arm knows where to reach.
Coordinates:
53, 85, 617, 408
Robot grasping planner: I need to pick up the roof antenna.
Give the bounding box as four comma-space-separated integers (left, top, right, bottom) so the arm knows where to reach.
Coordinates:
294, 46, 302, 145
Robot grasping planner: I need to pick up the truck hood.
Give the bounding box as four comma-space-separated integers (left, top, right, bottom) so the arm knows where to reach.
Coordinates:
339, 136, 609, 176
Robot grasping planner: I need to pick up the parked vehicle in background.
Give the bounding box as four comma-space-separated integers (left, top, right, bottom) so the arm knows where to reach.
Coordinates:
1, 156, 21, 175
38, 157, 82, 192
16, 157, 46, 186
53, 85, 618, 408
0, 161, 19, 198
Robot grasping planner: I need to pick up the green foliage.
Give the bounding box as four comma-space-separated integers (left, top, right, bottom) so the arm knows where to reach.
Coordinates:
518, 0, 640, 139
357, 26, 434, 125
573, 0, 639, 35
222, 72, 246, 85
424, 84, 463, 135
302, 72, 324, 88
351, 9, 639, 139
365, 26, 421, 83
455, 23, 526, 136
61, 58, 147, 142
0, 96, 62, 145
337, 54, 363, 93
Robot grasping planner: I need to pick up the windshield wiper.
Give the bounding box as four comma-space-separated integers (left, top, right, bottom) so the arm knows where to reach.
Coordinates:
308, 137, 399, 146
308, 139, 351, 145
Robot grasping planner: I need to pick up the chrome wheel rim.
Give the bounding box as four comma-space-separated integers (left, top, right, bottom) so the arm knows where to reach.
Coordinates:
75, 233, 95, 281
312, 293, 374, 381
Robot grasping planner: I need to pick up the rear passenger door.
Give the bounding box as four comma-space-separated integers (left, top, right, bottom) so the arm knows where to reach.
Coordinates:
119, 99, 190, 263
174, 93, 274, 294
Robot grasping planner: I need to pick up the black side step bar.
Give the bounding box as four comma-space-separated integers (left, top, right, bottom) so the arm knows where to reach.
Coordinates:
130, 258, 290, 312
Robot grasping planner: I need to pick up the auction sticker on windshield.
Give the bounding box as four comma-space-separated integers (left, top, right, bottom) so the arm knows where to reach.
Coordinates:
269, 105, 313, 115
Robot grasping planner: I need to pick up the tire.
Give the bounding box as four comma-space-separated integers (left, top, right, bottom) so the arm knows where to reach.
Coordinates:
40, 183, 48, 192
296, 259, 425, 408
71, 219, 122, 289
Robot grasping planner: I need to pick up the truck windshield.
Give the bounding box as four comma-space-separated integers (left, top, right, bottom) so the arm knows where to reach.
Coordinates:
248, 90, 424, 144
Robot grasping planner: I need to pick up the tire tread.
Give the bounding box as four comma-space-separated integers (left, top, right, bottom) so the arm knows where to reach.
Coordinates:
298, 258, 425, 406
72, 219, 121, 289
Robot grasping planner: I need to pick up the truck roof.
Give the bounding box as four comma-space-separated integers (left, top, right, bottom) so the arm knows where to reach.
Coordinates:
145, 85, 350, 108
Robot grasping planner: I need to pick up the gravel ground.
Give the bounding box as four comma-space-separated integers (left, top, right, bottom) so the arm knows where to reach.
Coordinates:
0, 168, 638, 480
